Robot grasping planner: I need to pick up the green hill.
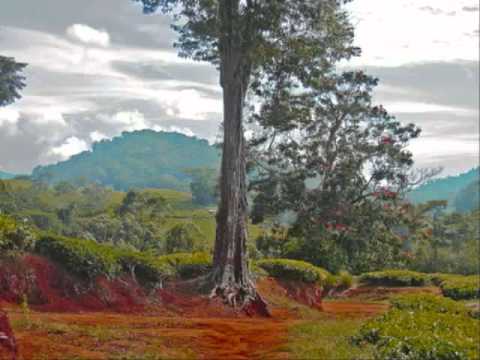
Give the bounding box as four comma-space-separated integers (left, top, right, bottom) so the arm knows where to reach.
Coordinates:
32, 130, 221, 191
0, 170, 15, 179
408, 167, 479, 211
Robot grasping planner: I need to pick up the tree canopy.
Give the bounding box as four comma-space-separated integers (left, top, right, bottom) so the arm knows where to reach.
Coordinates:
0, 56, 27, 107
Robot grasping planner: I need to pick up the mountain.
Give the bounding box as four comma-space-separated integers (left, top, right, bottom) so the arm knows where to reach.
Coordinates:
0, 170, 15, 180
408, 167, 479, 211
32, 130, 221, 191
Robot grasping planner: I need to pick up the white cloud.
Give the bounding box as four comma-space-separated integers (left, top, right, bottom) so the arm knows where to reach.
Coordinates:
49, 136, 89, 159
89, 131, 108, 142
110, 110, 148, 131
0, 108, 20, 126
385, 102, 475, 115
345, 0, 479, 66
152, 125, 195, 137
66, 24, 110, 47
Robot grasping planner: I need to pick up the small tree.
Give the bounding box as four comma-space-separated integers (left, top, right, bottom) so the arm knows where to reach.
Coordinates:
249, 71, 422, 272
188, 168, 218, 206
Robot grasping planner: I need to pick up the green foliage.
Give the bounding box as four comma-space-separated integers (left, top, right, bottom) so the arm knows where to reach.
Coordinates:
250, 69, 421, 274
0, 214, 36, 253
338, 270, 353, 289
165, 223, 203, 254
116, 249, 175, 285
35, 235, 121, 280
34, 233, 213, 284
455, 179, 480, 213
157, 252, 212, 279
356, 294, 480, 360
288, 318, 374, 360
390, 293, 469, 314
439, 275, 479, 300
409, 210, 479, 275
255, 258, 329, 285
32, 130, 221, 191
359, 270, 429, 287
0, 55, 27, 107
187, 168, 218, 206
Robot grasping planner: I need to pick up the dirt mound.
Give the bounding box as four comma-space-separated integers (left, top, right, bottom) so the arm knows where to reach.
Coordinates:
1, 255, 328, 319
0, 310, 16, 360
258, 277, 323, 310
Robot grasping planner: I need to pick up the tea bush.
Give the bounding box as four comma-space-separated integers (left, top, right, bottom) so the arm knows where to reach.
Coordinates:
356, 294, 480, 359
359, 270, 429, 287
158, 252, 212, 279
116, 249, 175, 285
439, 275, 479, 300
35, 235, 120, 280
390, 293, 468, 314
255, 259, 330, 284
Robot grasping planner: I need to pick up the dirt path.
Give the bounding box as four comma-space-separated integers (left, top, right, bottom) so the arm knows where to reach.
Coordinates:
4, 297, 392, 360
6, 309, 292, 360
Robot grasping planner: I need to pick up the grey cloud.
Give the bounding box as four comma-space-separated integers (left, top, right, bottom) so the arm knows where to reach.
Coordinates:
393, 112, 479, 140
413, 153, 479, 177
112, 61, 219, 86
462, 6, 479, 12
362, 61, 479, 110
0, 0, 176, 50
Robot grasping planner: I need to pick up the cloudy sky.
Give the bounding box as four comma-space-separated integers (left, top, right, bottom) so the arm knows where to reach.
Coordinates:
0, 0, 478, 176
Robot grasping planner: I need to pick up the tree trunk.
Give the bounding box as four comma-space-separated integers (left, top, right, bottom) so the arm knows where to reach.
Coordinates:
208, 0, 268, 314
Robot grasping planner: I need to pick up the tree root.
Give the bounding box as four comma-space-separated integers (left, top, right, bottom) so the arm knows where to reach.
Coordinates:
209, 282, 271, 317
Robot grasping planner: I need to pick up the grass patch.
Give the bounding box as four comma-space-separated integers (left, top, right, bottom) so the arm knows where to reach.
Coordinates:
287, 318, 374, 359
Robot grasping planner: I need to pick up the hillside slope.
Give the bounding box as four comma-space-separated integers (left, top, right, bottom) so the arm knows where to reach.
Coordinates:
32, 130, 221, 191
0, 170, 15, 179
408, 167, 479, 210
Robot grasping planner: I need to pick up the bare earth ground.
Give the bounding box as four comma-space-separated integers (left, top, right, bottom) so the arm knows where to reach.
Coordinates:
1, 275, 441, 360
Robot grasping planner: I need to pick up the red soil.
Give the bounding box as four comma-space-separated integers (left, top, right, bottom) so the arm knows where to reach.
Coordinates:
0, 255, 397, 359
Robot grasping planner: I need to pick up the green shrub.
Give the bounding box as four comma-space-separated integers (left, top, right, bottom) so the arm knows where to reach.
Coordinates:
356, 294, 480, 359
255, 259, 329, 284
34, 235, 212, 284
157, 252, 212, 279
35, 235, 120, 280
164, 223, 202, 254
427, 273, 456, 286
439, 275, 479, 300
0, 214, 36, 253
323, 271, 353, 290
359, 270, 429, 287
338, 270, 353, 288
390, 293, 468, 314
116, 249, 175, 285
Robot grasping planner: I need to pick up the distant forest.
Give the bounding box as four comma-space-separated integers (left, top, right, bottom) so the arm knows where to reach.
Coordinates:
31, 130, 221, 191
408, 167, 479, 213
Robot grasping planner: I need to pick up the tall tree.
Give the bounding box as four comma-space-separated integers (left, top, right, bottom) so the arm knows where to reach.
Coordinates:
0, 56, 27, 107
133, 0, 357, 308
